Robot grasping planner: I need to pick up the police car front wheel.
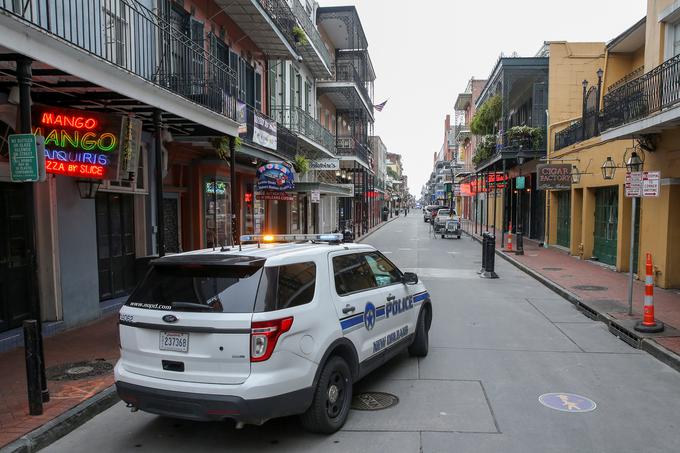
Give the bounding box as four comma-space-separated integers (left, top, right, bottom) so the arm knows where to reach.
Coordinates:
300, 356, 353, 433
408, 308, 430, 357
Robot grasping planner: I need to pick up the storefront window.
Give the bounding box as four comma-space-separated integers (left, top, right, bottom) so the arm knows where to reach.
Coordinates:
243, 182, 264, 235
204, 177, 231, 248
291, 194, 300, 233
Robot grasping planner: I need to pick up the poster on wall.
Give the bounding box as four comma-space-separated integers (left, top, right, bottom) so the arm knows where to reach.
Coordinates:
252, 110, 277, 150
31, 105, 130, 180
256, 162, 295, 191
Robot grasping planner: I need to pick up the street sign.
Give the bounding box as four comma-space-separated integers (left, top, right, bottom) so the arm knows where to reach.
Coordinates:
516, 176, 526, 190
625, 171, 642, 197
642, 171, 660, 197
9, 134, 40, 182
311, 189, 320, 203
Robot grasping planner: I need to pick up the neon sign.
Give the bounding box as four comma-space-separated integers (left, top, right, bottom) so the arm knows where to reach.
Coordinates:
32, 106, 124, 180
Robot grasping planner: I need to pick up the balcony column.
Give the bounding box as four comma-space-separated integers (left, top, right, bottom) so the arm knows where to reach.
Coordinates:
230, 137, 238, 246
154, 109, 165, 257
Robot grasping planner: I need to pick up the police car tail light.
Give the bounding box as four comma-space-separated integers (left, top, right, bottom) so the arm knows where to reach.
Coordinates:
250, 317, 294, 362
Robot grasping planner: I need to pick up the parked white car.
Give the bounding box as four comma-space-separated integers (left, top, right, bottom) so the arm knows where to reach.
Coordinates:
433, 209, 461, 238
114, 234, 432, 433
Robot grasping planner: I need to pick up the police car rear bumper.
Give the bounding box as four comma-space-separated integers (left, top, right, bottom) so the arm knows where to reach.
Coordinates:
116, 380, 313, 424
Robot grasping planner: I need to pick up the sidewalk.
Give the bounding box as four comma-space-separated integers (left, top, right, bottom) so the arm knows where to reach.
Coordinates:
0, 314, 120, 450
463, 220, 680, 364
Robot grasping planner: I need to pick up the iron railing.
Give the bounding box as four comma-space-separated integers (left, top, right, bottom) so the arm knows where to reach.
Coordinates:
603, 55, 680, 131
336, 135, 370, 164
239, 103, 296, 160
607, 66, 644, 93
271, 106, 336, 153
257, 0, 298, 50
554, 120, 584, 150
334, 60, 372, 107
0, 0, 238, 120
291, 0, 332, 70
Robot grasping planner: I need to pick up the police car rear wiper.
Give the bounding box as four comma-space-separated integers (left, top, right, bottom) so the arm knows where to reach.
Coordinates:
171, 301, 216, 312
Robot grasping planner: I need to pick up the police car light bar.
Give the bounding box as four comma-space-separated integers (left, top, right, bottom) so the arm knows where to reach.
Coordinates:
240, 233, 344, 244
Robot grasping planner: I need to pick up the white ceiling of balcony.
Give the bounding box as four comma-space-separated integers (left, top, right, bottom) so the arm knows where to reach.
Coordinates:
317, 84, 374, 121
320, 18, 351, 49
298, 44, 332, 79
215, 0, 298, 59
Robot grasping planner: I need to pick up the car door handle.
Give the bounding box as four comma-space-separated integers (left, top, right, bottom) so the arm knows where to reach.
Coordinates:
342, 305, 356, 314
386, 294, 396, 301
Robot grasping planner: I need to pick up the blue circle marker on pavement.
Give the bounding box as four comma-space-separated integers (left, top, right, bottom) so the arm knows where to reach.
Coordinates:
538, 393, 597, 413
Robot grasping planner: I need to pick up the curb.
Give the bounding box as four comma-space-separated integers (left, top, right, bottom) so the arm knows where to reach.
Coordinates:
465, 231, 680, 373
356, 216, 399, 243
1, 386, 119, 453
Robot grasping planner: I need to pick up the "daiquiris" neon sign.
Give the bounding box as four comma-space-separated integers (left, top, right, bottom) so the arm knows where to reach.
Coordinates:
32, 106, 123, 180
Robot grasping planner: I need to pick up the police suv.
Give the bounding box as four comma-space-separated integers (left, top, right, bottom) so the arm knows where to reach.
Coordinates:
114, 234, 432, 433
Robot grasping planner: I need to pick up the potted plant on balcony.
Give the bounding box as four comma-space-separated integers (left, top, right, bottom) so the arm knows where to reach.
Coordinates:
211, 136, 242, 161
292, 26, 308, 46
472, 134, 497, 167
292, 154, 310, 175
470, 94, 502, 136
506, 125, 543, 149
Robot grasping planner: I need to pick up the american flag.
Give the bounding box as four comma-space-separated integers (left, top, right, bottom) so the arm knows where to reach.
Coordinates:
374, 99, 388, 112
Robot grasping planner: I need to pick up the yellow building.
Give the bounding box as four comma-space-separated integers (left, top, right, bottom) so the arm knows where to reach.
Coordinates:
549, 1, 680, 289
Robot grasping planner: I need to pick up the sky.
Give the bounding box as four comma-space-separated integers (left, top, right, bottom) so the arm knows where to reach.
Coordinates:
318, 0, 647, 197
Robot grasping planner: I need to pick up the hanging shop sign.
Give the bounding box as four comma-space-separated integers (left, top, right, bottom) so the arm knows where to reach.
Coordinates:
31, 106, 134, 180
516, 176, 526, 190
256, 191, 295, 201
309, 159, 340, 171
537, 164, 571, 190
256, 162, 295, 191
236, 101, 248, 136
118, 115, 143, 180
252, 110, 277, 150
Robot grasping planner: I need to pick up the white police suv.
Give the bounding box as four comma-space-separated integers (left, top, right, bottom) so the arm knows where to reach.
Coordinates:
115, 234, 432, 433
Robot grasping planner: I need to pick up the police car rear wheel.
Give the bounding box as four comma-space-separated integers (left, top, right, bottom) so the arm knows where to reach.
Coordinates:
301, 356, 352, 433
408, 308, 430, 357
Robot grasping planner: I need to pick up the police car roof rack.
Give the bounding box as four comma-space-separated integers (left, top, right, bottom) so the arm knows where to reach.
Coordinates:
239, 233, 344, 246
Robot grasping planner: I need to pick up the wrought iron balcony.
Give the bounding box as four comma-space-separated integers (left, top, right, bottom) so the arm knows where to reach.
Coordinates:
271, 106, 335, 154
240, 104, 296, 160
0, 0, 239, 121
603, 55, 680, 131
334, 60, 373, 107
554, 112, 600, 151
255, 0, 298, 50
336, 136, 370, 165
291, 0, 332, 77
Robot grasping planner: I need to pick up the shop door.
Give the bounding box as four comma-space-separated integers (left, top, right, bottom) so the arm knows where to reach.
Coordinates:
96, 192, 136, 300
0, 183, 32, 332
163, 196, 181, 253
594, 187, 618, 266
556, 191, 571, 248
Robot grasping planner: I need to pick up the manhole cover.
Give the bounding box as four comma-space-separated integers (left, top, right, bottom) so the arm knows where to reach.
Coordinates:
572, 285, 608, 291
351, 392, 399, 411
47, 360, 113, 381
538, 393, 596, 413
542, 267, 563, 271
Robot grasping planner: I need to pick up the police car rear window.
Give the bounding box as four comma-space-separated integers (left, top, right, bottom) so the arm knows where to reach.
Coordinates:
126, 265, 263, 313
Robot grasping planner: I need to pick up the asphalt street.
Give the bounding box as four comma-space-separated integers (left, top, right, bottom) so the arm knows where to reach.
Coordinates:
46, 215, 680, 453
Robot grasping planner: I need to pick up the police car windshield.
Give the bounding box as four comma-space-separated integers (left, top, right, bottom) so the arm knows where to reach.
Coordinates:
127, 265, 263, 313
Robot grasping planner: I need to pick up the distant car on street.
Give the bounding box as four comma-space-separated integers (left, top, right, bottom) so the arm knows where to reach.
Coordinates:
114, 234, 432, 434
433, 209, 461, 238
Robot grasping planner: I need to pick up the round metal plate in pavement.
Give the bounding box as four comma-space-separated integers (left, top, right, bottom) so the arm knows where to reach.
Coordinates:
47, 359, 113, 381
572, 285, 608, 292
539, 393, 597, 413
351, 392, 399, 411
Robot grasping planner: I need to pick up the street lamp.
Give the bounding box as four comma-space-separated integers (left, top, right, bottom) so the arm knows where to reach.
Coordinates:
601, 156, 617, 180
76, 179, 101, 199
571, 165, 581, 184
625, 151, 643, 172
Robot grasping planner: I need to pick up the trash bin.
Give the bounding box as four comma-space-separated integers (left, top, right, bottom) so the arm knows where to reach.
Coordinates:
382, 207, 389, 221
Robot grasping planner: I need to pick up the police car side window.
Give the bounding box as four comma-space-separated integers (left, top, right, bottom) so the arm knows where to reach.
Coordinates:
254, 262, 316, 311
333, 254, 378, 296
364, 252, 402, 287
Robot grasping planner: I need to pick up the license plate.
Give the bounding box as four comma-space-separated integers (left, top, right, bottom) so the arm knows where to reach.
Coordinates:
159, 331, 189, 352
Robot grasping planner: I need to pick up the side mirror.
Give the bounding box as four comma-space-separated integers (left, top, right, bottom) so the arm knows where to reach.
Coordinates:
402, 272, 418, 285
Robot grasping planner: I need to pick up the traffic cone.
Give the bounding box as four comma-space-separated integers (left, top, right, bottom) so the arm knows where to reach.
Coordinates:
507, 222, 513, 252
635, 253, 664, 333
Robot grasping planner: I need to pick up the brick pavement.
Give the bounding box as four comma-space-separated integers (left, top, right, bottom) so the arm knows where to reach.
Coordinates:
0, 314, 119, 448
462, 219, 680, 356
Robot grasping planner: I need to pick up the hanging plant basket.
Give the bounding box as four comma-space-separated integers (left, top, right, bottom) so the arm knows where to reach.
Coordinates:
292, 26, 308, 46
211, 136, 242, 161
292, 154, 310, 175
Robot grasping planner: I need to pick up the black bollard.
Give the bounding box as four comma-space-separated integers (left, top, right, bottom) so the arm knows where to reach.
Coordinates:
515, 228, 524, 256
479, 232, 488, 274
482, 234, 499, 279
23, 320, 44, 415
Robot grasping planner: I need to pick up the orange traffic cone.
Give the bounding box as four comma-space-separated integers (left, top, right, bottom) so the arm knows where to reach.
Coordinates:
507, 222, 513, 252
635, 253, 664, 333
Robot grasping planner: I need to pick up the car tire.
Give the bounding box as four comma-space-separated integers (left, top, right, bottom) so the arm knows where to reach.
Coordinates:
457, 235, 461, 239
408, 308, 430, 357
300, 356, 353, 434
441, 234, 445, 239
